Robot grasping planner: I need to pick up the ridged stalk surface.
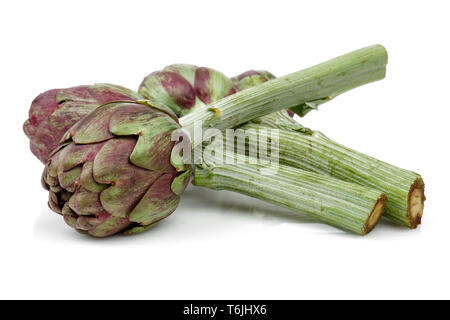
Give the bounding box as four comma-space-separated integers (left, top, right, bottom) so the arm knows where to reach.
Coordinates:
242, 118, 424, 227
194, 151, 386, 235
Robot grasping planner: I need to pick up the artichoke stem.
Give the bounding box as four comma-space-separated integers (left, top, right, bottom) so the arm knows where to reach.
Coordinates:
193, 150, 387, 235
180, 44, 388, 137
241, 122, 425, 228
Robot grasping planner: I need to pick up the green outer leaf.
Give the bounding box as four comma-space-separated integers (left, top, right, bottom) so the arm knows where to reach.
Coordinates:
206, 68, 233, 102
139, 73, 183, 116
171, 169, 192, 195
164, 64, 197, 86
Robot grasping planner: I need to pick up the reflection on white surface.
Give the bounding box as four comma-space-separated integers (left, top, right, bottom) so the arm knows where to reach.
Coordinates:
33, 184, 334, 243
34, 181, 417, 246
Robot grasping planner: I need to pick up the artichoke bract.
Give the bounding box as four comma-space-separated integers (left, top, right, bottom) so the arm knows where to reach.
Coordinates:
138, 64, 234, 117
42, 101, 191, 237
23, 84, 142, 163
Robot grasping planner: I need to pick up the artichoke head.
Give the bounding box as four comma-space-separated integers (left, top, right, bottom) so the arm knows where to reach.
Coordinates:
24, 84, 142, 163
138, 64, 235, 117
42, 101, 191, 237
231, 70, 276, 91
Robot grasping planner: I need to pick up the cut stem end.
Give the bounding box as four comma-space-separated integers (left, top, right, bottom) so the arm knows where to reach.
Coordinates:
408, 178, 425, 228
363, 194, 387, 235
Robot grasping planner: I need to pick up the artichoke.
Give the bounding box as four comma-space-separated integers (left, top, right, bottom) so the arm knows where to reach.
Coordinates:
40, 45, 389, 236
231, 70, 276, 91
42, 101, 191, 237
24, 84, 142, 163
41, 68, 324, 238
138, 64, 235, 117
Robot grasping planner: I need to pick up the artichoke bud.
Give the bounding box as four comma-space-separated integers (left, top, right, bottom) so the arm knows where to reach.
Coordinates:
231, 70, 276, 91
42, 101, 192, 237
24, 84, 142, 163
138, 64, 234, 117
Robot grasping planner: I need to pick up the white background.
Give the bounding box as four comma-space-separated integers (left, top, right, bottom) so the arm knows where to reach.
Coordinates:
1, 0, 449, 299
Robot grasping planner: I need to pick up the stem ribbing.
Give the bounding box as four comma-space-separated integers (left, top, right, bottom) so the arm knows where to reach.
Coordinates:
193, 151, 386, 235
241, 120, 425, 228
180, 45, 387, 134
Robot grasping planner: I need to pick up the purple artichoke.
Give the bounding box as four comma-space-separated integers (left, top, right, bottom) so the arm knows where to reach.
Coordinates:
24, 84, 142, 163
231, 70, 276, 91
42, 101, 191, 237
138, 64, 235, 117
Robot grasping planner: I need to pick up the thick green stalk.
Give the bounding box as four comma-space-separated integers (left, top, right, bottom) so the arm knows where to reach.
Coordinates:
193, 151, 386, 235
241, 117, 425, 228
180, 45, 387, 134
